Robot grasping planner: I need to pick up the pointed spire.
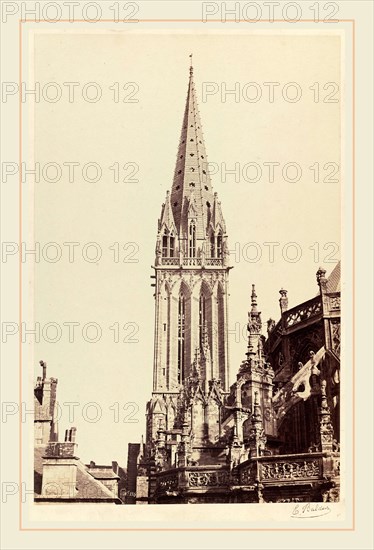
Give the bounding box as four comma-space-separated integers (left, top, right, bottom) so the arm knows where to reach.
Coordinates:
247, 284, 262, 336
210, 192, 226, 233
250, 284, 258, 313
169, 61, 216, 240
245, 284, 263, 362
159, 190, 177, 232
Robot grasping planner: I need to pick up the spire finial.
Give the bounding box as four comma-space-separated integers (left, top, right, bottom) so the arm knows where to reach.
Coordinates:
189, 53, 193, 75
251, 284, 257, 312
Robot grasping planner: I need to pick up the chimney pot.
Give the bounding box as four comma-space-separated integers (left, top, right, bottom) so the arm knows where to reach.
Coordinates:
70, 427, 77, 443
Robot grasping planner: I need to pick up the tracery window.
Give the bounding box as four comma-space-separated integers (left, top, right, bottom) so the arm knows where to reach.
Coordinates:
217, 231, 223, 258
162, 230, 175, 257
162, 233, 168, 257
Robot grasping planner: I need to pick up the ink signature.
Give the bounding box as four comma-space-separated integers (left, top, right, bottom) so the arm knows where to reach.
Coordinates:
291, 503, 331, 519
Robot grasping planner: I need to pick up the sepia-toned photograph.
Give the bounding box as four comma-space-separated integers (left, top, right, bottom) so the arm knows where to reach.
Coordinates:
29, 30, 342, 509
3, 2, 374, 548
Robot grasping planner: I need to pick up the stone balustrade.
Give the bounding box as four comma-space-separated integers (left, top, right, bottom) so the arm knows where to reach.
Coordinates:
159, 257, 225, 268
154, 452, 339, 498
284, 296, 322, 329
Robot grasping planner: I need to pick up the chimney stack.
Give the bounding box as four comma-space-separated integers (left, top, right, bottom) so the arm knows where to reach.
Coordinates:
42, 427, 79, 499
64, 427, 77, 442
40, 360, 47, 381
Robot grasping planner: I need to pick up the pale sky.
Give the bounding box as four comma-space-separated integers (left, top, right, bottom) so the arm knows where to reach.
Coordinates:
31, 30, 340, 465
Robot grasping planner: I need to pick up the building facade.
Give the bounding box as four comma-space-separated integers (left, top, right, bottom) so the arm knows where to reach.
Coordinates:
126, 64, 341, 504
34, 361, 123, 504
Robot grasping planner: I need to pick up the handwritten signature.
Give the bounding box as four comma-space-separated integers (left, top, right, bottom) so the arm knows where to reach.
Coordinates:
291, 503, 331, 519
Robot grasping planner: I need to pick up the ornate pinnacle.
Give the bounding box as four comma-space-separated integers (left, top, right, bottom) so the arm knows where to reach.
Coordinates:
248, 391, 267, 458
251, 284, 258, 312
246, 285, 263, 364
232, 422, 240, 444
279, 288, 288, 313
316, 266, 327, 283
182, 414, 189, 439
316, 266, 328, 293
202, 320, 210, 353
247, 296, 262, 338
319, 380, 334, 452
267, 318, 275, 334
192, 347, 201, 378
251, 391, 263, 425
189, 53, 193, 75
320, 380, 330, 414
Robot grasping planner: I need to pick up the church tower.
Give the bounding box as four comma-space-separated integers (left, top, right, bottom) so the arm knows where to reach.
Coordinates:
128, 61, 340, 505
146, 60, 231, 453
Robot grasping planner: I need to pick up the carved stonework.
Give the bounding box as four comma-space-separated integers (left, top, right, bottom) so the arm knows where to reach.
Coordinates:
158, 473, 178, 493
289, 328, 324, 369
279, 288, 288, 313
276, 497, 306, 503
322, 487, 340, 502
154, 444, 168, 471
248, 392, 267, 457
316, 267, 328, 292
285, 297, 322, 328
188, 470, 229, 487
230, 469, 240, 486
319, 381, 334, 453
44, 442, 76, 458
330, 319, 341, 356
329, 295, 341, 311
240, 463, 256, 484
137, 66, 342, 506
260, 460, 320, 480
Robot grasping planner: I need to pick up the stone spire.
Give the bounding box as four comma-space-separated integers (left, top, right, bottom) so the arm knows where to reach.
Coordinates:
147, 61, 231, 469
210, 192, 226, 233
247, 284, 262, 358
250, 284, 258, 312
158, 190, 177, 234
169, 58, 215, 241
